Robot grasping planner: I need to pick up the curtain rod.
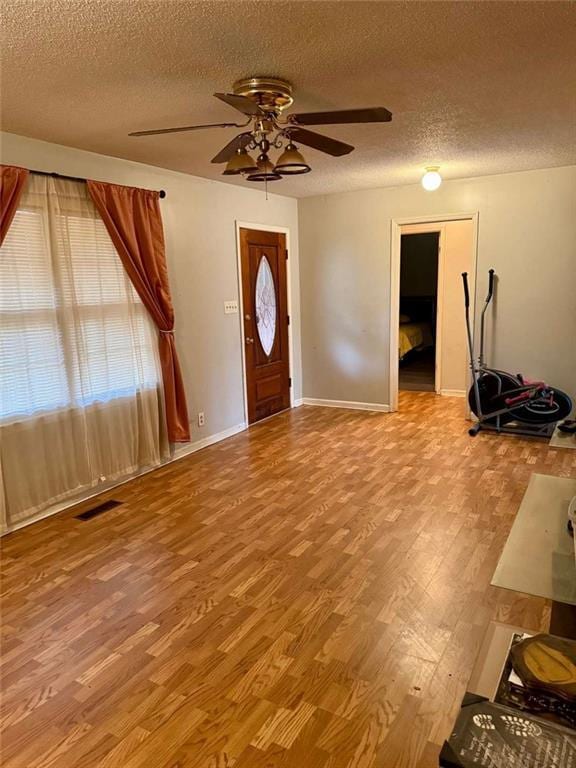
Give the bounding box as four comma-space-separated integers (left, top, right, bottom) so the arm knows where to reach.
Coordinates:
29, 169, 167, 198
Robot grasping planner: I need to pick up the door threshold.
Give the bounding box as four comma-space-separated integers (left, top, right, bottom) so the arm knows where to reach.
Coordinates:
248, 406, 292, 428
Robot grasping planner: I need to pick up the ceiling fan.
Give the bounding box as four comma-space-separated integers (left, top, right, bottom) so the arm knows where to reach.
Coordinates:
129, 76, 392, 182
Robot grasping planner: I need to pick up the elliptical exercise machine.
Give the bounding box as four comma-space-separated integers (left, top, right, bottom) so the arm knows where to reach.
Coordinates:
462, 269, 572, 438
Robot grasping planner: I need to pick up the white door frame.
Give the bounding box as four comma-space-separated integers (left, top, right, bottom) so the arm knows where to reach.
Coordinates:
235, 221, 294, 426
389, 212, 479, 412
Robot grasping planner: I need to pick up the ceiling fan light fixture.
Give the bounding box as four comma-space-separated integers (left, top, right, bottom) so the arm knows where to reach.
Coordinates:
275, 142, 311, 175
129, 77, 393, 187
222, 147, 258, 175
246, 153, 282, 182
421, 166, 442, 191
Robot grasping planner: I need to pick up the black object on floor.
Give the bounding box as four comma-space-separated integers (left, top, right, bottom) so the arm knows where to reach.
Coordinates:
550, 601, 576, 641
494, 632, 576, 728
439, 693, 576, 767
76, 500, 122, 520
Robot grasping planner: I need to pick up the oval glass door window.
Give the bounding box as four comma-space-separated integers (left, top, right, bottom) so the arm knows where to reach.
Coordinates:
255, 255, 277, 356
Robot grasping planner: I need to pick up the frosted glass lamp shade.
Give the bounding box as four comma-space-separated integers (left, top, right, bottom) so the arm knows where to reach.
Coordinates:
421, 167, 442, 191
223, 148, 258, 175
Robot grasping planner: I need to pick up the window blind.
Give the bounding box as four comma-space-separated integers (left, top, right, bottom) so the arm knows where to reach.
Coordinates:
0, 182, 161, 424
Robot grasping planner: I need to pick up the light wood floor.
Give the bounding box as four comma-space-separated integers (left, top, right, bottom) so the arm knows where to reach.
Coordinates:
2, 393, 575, 768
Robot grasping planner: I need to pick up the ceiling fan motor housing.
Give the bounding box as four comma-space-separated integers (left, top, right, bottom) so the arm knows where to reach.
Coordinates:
233, 77, 294, 113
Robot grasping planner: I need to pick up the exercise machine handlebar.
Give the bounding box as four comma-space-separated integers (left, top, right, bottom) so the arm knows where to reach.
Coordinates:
462, 272, 470, 308
487, 268, 495, 302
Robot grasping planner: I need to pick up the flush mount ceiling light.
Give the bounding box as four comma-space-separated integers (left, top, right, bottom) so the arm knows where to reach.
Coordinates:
421, 166, 442, 191
128, 76, 393, 185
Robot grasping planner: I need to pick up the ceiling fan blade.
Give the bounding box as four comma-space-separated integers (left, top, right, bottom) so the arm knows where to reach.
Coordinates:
129, 121, 245, 137
288, 107, 392, 126
214, 92, 263, 116
211, 132, 253, 164
286, 127, 354, 157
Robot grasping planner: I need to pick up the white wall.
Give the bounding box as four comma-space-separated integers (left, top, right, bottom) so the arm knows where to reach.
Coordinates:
1, 132, 302, 444
3, 133, 574, 434
299, 166, 576, 407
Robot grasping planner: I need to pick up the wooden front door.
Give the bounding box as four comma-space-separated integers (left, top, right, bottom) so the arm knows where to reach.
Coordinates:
240, 228, 290, 424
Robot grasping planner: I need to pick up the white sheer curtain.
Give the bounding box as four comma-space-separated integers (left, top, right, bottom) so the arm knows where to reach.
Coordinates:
0, 175, 169, 532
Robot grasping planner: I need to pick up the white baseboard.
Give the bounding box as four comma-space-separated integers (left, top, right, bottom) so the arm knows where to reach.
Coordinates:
440, 389, 466, 398
3, 421, 247, 536
301, 398, 391, 413
173, 422, 246, 460
293, 397, 304, 407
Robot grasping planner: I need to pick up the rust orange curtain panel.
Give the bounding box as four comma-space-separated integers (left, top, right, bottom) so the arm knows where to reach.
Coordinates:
0, 166, 29, 245
87, 180, 190, 442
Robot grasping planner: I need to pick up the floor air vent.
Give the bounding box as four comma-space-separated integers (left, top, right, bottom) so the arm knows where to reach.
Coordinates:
76, 500, 122, 520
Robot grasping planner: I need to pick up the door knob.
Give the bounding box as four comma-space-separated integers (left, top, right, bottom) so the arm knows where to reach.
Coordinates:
245, 337, 254, 344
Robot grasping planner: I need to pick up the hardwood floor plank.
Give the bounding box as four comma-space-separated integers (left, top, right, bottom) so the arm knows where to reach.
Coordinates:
1, 393, 572, 767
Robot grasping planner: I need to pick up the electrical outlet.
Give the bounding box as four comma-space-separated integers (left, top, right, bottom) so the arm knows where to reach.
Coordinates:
197, 412, 205, 427
224, 300, 238, 314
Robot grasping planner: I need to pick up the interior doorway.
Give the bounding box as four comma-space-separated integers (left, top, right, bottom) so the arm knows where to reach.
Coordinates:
389, 214, 478, 412
238, 227, 291, 424
399, 232, 440, 393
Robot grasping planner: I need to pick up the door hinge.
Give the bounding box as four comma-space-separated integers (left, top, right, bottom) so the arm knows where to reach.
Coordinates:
288, 377, 292, 388
285, 249, 289, 259
287, 314, 290, 326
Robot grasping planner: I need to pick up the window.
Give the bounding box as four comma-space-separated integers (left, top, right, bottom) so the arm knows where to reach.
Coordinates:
0, 177, 161, 423
0, 174, 168, 532
255, 254, 277, 357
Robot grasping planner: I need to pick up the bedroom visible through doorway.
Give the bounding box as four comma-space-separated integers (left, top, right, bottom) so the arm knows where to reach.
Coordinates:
390, 216, 476, 411
399, 232, 439, 392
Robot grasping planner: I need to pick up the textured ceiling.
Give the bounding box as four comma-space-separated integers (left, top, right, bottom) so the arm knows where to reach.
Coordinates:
1, 0, 575, 198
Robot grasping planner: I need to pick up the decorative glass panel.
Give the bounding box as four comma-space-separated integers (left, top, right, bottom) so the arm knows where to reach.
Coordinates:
255, 255, 276, 356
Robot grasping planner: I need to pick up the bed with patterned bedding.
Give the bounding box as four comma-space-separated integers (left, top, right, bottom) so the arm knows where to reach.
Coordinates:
398, 321, 434, 360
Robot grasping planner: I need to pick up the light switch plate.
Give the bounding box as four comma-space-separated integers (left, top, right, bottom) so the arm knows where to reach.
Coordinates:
224, 300, 238, 314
